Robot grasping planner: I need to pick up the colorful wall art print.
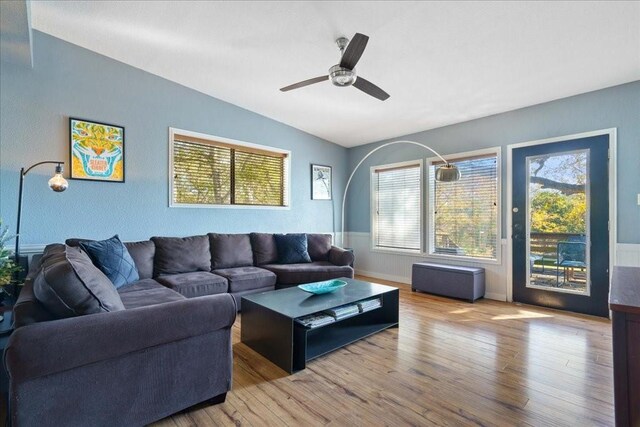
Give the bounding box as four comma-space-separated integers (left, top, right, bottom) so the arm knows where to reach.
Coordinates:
70, 118, 125, 182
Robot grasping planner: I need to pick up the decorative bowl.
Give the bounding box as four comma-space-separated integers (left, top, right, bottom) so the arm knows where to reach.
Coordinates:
298, 280, 348, 294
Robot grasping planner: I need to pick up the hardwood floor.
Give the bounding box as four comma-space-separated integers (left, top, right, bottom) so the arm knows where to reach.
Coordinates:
154, 276, 613, 426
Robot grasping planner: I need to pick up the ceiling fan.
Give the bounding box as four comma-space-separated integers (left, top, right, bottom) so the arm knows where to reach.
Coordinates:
280, 33, 390, 101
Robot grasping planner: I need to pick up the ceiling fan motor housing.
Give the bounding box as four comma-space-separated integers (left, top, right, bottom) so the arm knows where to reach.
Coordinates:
329, 65, 357, 87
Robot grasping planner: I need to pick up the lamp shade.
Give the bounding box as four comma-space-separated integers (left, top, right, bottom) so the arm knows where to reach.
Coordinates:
435, 164, 461, 182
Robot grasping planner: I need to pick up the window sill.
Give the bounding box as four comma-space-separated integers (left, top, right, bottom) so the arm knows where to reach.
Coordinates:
170, 203, 291, 210
425, 252, 501, 266
369, 247, 501, 265
370, 247, 424, 257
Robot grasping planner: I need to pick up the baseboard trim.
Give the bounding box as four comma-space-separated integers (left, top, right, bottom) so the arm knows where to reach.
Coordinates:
485, 292, 507, 302
356, 269, 506, 302
355, 269, 411, 285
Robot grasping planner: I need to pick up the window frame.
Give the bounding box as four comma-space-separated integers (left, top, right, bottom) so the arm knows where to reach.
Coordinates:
370, 159, 424, 255
169, 127, 291, 210
426, 146, 502, 264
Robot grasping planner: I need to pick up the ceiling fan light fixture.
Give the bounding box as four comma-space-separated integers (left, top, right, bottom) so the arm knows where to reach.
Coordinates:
329, 65, 356, 87
279, 32, 389, 100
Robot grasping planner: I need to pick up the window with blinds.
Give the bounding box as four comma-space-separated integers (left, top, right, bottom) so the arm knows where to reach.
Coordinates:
429, 152, 498, 259
371, 161, 422, 251
170, 129, 289, 207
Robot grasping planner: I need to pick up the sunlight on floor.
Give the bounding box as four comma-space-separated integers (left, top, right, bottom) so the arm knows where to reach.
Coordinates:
491, 310, 554, 320
449, 308, 473, 314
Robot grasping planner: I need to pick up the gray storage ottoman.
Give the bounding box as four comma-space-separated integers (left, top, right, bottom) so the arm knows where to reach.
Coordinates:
412, 262, 485, 302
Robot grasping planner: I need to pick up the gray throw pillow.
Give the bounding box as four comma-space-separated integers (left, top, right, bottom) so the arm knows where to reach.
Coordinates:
33, 245, 125, 318
80, 235, 139, 288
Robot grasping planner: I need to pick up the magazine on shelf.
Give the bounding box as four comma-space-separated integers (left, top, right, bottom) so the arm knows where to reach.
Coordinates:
323, 303, 360, 319
295, 313, 335, 328
357, 298, 382, 313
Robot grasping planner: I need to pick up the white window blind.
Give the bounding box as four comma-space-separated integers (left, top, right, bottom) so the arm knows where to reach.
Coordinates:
171, 131, 289, 207
430, 153, 498, 259
372, 162, 422, 251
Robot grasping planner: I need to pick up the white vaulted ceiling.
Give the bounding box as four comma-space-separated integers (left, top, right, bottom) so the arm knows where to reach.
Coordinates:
30, 1, 640, 147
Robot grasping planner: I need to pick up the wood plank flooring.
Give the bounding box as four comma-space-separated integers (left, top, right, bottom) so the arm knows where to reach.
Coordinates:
152, 276, 614, 427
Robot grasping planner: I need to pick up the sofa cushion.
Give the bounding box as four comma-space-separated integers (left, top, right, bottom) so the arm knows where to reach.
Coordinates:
307, 234, 332, 261
117, 278, 163, 294
118, 278, 186, 309
156, 272, 228, 298
33, 244, 125, 318
250, 233, 278, 265
123, 240, 155, 279
212, 266, 277, 293
274, 233, 311, 264
261, 261, 354, 285
79, 235, 139, 288
151, 235, 211, 275
209, 233, 254, 269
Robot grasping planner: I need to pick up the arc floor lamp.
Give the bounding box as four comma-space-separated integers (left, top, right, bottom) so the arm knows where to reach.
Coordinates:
0, 161, 67, 323
15, 161, 69, 261
340, 140, 460, 247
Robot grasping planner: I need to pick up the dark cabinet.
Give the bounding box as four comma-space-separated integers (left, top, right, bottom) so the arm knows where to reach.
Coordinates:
610, 266, 640, 427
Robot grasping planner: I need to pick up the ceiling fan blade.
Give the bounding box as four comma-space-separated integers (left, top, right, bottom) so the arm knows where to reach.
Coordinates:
280, 76, 328, 92
353, 76, 390, 101
340, 33, 369, 70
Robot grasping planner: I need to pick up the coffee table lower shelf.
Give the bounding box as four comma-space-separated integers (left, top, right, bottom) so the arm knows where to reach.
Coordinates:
241, 283, 399, 374
301, 317, 398, 365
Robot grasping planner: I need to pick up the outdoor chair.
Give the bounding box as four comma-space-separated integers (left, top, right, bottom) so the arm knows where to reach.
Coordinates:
556, 240, 587, 286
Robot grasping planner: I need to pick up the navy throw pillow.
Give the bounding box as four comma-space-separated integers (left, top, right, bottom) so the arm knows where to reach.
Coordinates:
274, 233, 312, 264
80, 235, 139, 288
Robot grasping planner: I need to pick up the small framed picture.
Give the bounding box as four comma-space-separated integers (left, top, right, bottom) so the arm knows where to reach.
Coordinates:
311, 164, 332, 200
69, 118, 125, 182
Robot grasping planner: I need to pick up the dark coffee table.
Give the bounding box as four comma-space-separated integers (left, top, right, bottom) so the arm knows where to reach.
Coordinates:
241, 278, 399, 373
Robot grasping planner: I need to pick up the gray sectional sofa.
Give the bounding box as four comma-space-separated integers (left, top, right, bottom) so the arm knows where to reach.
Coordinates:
65, 232, 354, 308
5, 232, 353, 426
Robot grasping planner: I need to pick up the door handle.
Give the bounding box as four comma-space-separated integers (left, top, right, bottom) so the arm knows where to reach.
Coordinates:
512, 223, 523, 241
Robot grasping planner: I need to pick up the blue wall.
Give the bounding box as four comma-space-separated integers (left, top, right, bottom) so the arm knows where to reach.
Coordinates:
346, 81, 640, 243
0, 31, 347, 246
1, 30, 637, 249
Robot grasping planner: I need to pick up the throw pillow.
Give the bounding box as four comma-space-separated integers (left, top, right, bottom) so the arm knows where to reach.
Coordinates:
274, 233, 312, 264
33, 245, 125, 318
80, 235, 139, 288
